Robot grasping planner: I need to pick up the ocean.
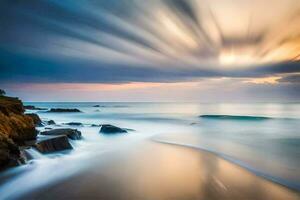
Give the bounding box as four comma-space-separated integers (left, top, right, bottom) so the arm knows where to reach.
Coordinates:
0, 102, 299, 198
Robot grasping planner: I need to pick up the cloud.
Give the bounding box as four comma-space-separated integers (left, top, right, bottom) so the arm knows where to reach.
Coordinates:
278, 74, 300, 83
0, 0, 300, 85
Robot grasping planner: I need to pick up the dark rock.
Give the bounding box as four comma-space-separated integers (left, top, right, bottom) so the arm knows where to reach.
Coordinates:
35, 136, 73, 153
41, 128, 82, 140
0, 134, 22, 168
24, 105, 47, 110
47, 120, 56, 125
91, 124, 101, 127
64, 122, 83, 126
93, 105, 100, 107
99, 124, 127, 134
26, 113, 43, 126
47, 108, 82, 113
0, 95, 37, 168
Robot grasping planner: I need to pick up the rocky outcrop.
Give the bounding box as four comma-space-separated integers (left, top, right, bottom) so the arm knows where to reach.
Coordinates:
26, 113, 43, 127
24, 105, 47, 110
91, 124, 101, 127
99, 124, 127, 134
0, 96, 24, 115
47, 108, 81, 113
35, 136, 73, 153
47, 120, 56, 125
41, 128, 82, 140
0, 96, 37, 142
0, 134, 23, 168
64, 122, 83, 126
0, 95, 37, 168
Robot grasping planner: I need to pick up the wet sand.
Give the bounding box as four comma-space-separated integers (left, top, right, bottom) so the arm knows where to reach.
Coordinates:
20, 141, 300, 200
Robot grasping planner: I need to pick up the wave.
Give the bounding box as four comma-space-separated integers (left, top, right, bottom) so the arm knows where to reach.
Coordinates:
199, 115, 272, 120
153, 139, 300, 192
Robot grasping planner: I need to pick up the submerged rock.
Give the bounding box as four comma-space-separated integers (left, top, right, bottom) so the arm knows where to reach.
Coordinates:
35, 136, 73, 153
41, 128, 82, 140
99, 124, 127, 134
26, 113, 43, 126
47, 108, 82, 113
64, 122, 83, 126
93, 105, 101, 107
24, 105, 47, 110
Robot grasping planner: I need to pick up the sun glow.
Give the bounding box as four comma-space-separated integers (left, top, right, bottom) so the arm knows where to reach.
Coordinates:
218, 50, 257, 66
244, 76, 282, 84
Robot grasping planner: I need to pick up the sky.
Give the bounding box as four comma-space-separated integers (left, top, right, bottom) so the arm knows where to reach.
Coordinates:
0, 0, 299, 102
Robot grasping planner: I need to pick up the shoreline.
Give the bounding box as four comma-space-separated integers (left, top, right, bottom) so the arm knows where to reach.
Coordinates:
153, 139, 300, 192
7, 139, 299, 200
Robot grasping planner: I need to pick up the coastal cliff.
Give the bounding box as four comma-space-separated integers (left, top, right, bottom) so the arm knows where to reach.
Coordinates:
0, 95, 37, 168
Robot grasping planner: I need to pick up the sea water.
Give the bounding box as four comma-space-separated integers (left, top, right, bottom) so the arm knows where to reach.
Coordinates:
0, 102, 299, 198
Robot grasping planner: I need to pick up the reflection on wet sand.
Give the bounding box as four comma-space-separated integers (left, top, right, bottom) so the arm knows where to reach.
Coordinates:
21, 142, 299, 200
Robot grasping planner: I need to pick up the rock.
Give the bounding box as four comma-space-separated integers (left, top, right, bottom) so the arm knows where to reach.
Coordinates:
47, 120, 56, 125
0, 96, 37, 142
26, 113, 43, 126
91, 124, 101, 127
0, 133, 22, 168
41, 128, 82, 140
93, 105, 101, 107
64, 122, 83, 126
35, 136, 73, 153
47, 108, 81, 113
0, 95, 37, 168
24, 105, 47, 110
0, 96, 24, 115
99, 124, 127, 134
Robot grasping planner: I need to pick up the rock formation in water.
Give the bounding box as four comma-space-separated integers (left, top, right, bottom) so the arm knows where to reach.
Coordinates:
24, 105, 47, 110
63, 122, 83, 126
0, 94, 37, 168
35, 136, 73, 153
47, 120, 56, 125
100, 124, 127, 134
47, 108, 82, 113
41, 128, 82, 140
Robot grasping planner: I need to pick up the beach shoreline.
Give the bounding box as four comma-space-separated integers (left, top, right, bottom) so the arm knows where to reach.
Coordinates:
10, 140, 299, 200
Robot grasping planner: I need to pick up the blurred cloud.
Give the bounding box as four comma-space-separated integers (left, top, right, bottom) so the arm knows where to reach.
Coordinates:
278, 74, 300, 83
0, 0, 299, 101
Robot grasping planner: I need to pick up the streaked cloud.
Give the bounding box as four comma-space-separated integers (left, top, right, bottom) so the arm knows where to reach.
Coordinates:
0, 0, 299, 101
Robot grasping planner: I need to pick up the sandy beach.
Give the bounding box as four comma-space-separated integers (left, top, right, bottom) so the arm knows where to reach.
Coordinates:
17, 140, 299, 200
